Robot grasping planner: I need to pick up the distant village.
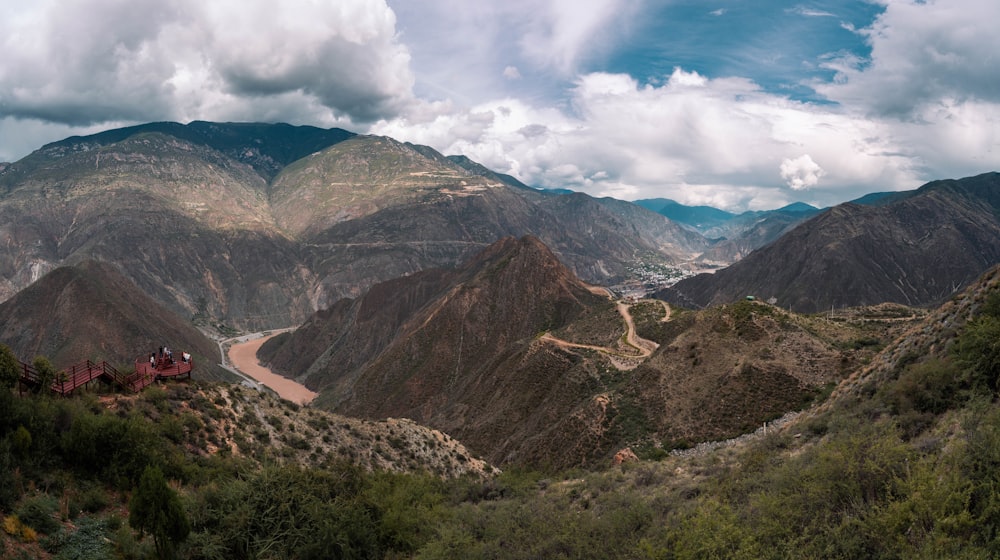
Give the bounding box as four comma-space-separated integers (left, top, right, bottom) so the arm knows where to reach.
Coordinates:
610, 260, 698, 299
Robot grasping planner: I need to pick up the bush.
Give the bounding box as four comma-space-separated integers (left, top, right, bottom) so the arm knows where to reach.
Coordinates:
17, 493, 62, 535
73, 485, 111, 514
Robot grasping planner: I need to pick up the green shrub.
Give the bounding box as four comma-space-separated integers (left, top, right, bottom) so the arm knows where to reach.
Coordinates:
17, 493, 62, 535
74, 485, 111, 514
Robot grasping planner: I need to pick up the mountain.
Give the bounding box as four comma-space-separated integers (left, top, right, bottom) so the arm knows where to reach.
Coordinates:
260, 236, 898, 467
0, 260, 230, 379
634, 198, 822, 263
261, 236, 611, 465
850, 190, 913, 206
0, 122, 712, 331
445, 154, 535, 191
36, 120, 356, 180
662, 172, 1000, 313
634, 198, 735, 231
695, 202, 823, 263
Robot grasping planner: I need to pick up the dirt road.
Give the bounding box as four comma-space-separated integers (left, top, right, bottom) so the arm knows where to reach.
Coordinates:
539, 299, 663, 370
227, 333, 318, 405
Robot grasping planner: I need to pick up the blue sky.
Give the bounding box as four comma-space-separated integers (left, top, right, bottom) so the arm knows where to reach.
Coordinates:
1, 0, 998, 210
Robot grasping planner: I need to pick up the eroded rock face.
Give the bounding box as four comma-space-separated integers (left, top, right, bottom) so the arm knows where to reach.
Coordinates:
0, 122, 710, 332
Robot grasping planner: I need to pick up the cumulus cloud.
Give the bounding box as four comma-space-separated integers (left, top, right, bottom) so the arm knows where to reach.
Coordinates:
780, 155, 825, 190
373, 67, 920, 209
0, 0, 416, 127
817, 0, 1000, 117
1, 0, 997, 213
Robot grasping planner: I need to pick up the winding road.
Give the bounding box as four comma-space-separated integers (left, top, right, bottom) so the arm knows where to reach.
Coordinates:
540, 298, 669, 370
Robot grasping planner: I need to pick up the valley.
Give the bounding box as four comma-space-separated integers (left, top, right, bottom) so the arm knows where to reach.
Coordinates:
1, 120, 999, 558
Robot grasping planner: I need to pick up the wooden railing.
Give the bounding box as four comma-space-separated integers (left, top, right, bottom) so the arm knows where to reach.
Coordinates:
16, 355, 193, 396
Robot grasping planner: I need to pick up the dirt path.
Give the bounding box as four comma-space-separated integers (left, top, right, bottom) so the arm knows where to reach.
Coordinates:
539, 300, 661, 370
617, 302, 660, 355
227, 332, 318, 405
659, 300, 672, 322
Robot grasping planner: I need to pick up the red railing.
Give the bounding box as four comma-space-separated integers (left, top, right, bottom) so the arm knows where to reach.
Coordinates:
16, 355, 193, 396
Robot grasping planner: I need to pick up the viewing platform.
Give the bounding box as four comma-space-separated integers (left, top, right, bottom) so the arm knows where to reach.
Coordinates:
16, 353, 193, 396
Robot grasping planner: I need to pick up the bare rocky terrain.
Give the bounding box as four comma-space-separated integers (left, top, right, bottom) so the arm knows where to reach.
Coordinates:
664, 172, 1000, 313
261, 235, 915, 468
0, 122, 712, 334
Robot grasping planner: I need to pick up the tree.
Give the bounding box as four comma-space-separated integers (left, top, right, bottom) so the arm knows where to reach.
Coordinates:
31, 356, 56, 394
0, 344, 20, 389
129, 465, 190, 560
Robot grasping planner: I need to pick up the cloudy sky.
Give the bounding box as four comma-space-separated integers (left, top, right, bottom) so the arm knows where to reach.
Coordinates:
1, 0, 997, 210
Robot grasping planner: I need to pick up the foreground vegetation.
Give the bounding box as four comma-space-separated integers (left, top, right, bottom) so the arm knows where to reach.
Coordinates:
4, 285, 1000, 558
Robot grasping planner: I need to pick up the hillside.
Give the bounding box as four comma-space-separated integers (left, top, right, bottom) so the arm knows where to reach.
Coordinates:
262, 236, 906, 468
634, 199, 822, 263
0, 121, 713, 331
0, 377, 494, 558
664, 172, 1000, 313
0, 260, 231, 380
5, 264, 1000, 557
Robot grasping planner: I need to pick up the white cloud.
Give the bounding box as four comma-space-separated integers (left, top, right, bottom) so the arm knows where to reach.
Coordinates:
789, 6, 835, 17
374, 68, 921, 210
780, 155, 825, 190
0, 0, 416, 127
1, 0, 997, 214
518, 0, 634, 73
817, 0, 1000, 117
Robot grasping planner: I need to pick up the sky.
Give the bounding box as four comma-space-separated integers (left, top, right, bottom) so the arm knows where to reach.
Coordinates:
0, 0, 997, 211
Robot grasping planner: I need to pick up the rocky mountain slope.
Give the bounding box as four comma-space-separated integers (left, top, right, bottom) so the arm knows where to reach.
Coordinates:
261, 236, 905, 468
0, 121, 711, 331
144, 382, 496, 478
0, 260, 230, 379
663, 172, 1000, 313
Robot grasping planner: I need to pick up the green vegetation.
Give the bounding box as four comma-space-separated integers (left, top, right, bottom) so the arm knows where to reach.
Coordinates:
6, 286, 1000, 558
130, 466, 190, 559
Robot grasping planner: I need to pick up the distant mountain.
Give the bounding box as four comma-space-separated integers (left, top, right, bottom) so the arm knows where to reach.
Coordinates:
662, 172, 1000, 313
0, 122, 712, 332
0, 260, 230, 379
696, 203, 823, 263
38, 120, 355, 180
634, 198, 735, 231
445, 154, 535, 191
633, 198, 822, 263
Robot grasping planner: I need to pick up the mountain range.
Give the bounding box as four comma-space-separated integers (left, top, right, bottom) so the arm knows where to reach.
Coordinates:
0, 121, 710, 339
2, 120, 1000, 468
661, 172, 1000, 313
